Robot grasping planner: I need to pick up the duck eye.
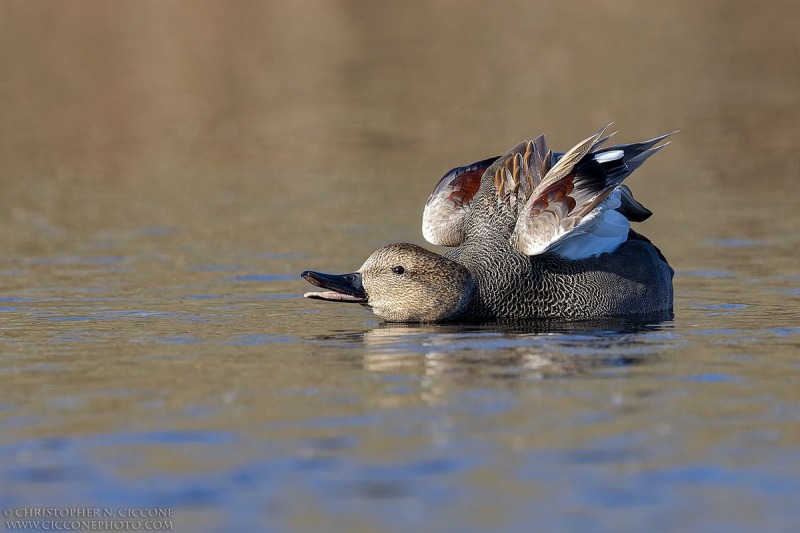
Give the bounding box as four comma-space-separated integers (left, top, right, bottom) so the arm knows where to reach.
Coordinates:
391, 265, 405, 275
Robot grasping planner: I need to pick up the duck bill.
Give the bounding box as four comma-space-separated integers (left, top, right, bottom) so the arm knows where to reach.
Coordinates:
301, 270, 367, 303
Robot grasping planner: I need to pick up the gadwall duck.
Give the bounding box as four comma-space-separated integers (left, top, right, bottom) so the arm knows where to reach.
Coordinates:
302, 125, 674, 323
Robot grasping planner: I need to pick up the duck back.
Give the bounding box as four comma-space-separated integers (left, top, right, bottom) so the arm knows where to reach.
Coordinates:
445, 230, 673, 320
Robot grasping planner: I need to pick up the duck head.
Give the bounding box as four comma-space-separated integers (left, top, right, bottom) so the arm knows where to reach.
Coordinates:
302, 243, 474, 322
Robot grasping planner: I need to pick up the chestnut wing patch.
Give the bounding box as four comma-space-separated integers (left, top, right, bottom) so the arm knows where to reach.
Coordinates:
422, 156, 499, 246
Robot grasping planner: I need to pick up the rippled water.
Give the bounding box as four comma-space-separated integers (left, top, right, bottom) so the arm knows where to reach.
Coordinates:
1, 2, 799, 531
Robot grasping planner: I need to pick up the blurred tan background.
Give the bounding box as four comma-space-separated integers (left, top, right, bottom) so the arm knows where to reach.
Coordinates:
0, 1, 797, 270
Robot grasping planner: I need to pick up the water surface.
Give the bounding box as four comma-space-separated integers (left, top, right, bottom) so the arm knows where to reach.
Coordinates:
1, 2, 799, 531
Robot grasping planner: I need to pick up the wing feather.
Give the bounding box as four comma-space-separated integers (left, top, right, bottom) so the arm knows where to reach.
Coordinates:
511, 127, 674, 258
422, 156, 499, 246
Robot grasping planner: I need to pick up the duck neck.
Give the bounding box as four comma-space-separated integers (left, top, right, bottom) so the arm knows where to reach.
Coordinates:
425, 257, 478, 323
448, 270, 477, 321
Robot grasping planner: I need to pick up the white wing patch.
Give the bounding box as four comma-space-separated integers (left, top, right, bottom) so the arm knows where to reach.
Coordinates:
594, 150, 624, 164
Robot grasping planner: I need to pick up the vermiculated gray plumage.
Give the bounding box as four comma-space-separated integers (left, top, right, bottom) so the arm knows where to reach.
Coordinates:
444, 230, 673, 320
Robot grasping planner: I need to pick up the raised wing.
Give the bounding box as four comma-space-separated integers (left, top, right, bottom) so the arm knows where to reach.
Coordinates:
510, 126, 674, 258
422, 156, 499, 246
